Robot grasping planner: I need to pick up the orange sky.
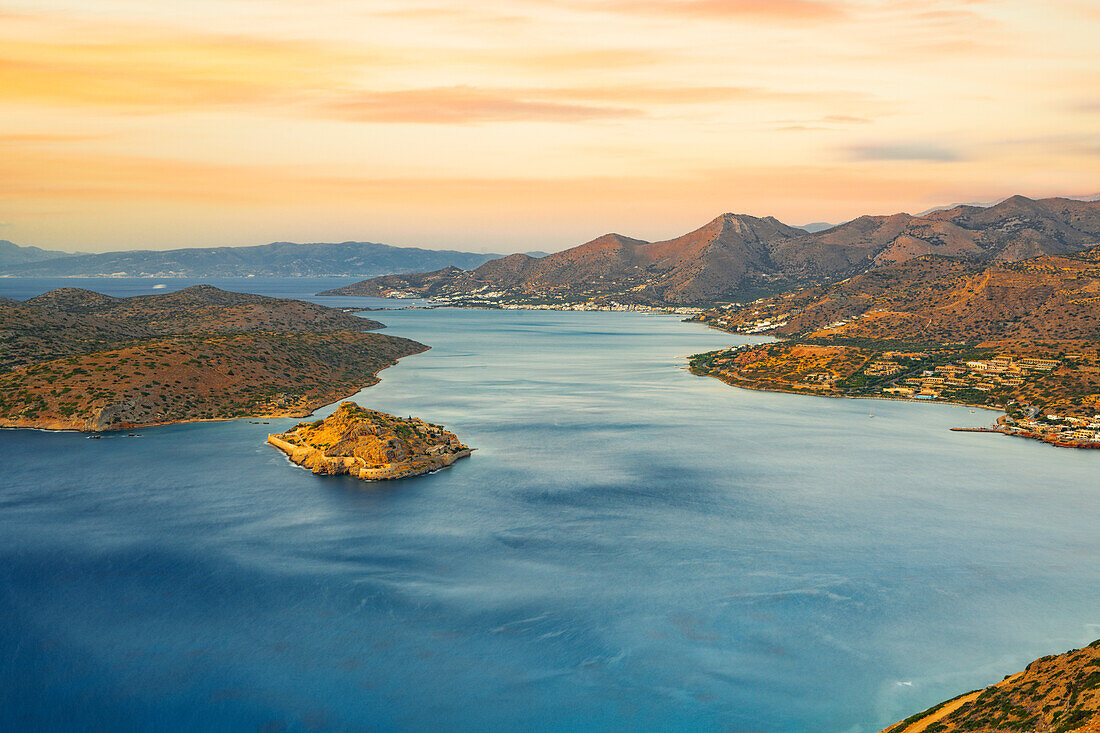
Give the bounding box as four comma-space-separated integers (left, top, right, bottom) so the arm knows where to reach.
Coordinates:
1, 0, 1098, 253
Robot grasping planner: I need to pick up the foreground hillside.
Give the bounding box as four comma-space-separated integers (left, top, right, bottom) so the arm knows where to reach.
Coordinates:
0, 287, 425, 431
882, 639, 1100, 733
323, 196, 1100, 306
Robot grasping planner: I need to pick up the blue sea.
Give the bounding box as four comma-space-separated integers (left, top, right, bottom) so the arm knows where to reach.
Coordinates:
1, 278, 1098, 732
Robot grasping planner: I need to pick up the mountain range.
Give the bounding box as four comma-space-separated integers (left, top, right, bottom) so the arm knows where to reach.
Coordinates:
0, 241, 504, 278
323, 196, 1100, 305
0, 240, 77, 269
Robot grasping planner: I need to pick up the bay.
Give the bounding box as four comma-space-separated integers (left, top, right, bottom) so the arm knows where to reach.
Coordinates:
1, 278, 1097, 732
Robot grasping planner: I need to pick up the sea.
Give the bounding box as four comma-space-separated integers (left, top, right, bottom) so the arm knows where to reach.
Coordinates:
1, 277, 1098, 732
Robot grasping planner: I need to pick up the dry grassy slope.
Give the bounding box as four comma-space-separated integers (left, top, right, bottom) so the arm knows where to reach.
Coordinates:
882, 639, 1100, 733
324, 196, 1100, 305
23, 284, 384, 333
724, 249, 1100, 344
0, 285, 424, 431
0, 331, 426, 431
2, 285, 386, 371
1, 303, 155, 370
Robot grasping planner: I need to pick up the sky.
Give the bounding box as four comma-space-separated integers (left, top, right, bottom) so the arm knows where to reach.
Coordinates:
1, 0, 1098, 253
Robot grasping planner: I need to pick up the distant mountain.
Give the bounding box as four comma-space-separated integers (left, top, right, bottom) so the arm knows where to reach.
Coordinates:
798, 222, 835, 233
0, 240, 77, 268
2, 241, 503, 278
324, 196, 1100, 305
917, 191, 1100, 215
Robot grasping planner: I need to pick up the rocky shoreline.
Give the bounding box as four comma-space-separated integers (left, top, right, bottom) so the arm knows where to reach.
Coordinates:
268, 401, 471, 480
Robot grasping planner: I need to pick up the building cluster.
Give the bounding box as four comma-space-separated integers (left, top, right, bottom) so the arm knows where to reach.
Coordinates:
878, 355, 1062, 400
1004, 412, 1100, 445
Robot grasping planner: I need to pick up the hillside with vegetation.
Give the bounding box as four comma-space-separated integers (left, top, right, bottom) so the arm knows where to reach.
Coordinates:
881, 639, 1100, 733
689, 248, 1100, 445
699, 248, 1100, 344
0, 286, 425, 431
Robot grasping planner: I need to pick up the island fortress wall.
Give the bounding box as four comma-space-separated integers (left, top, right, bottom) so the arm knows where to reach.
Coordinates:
267, 433, 471, 480
266, 402, 472, 481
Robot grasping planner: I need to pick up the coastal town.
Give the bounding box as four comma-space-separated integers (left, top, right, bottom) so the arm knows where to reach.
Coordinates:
690, 344, 1100, 448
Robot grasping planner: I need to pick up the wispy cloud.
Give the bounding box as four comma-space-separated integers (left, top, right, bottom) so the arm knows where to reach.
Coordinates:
598, 0, 846, 22
846, 143, 963, 162
324, 87, 641, 123
320, 84, 869, 124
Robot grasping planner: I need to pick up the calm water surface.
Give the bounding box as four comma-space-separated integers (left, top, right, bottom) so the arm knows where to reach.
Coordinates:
1, 279, 1097, 732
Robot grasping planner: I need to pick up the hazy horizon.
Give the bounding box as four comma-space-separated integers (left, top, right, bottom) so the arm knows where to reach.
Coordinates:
2, 0, 1098, 254
6, 191, 1100, 256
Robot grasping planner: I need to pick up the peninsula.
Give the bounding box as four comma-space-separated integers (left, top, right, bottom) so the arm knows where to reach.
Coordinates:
689, 248, 1100, 448
267, 401, 471, 480
0, 286, 427, 431
881, 638, 1100, 733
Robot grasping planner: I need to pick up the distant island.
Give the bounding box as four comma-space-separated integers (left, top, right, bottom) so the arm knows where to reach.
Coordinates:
881, 638, 1099, 733
0, 240, 502, 278
268, 401, 471, 480
0, 286, 426, 431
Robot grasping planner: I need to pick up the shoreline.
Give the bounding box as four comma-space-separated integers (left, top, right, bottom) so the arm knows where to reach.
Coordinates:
693, 366, 1007, 415
695, 368, 1100, 450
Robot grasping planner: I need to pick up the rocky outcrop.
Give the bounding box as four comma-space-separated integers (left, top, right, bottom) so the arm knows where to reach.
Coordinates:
267, 401, 471, 480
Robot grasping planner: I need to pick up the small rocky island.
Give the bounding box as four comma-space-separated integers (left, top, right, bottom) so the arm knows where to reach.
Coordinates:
268, 401, 471, 480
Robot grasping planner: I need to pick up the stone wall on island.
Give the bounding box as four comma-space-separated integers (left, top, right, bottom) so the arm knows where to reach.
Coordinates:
267, 401, 471, 481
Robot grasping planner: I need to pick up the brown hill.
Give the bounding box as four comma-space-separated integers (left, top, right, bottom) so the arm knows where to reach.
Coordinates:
0, 286, 423, 431
706, 248, 1100, 344
3, 285, 385, 371
882, 638, 1100, 733
0, 331, 425, 431
23, 284, 383, 333
322, 197, 1100, 306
